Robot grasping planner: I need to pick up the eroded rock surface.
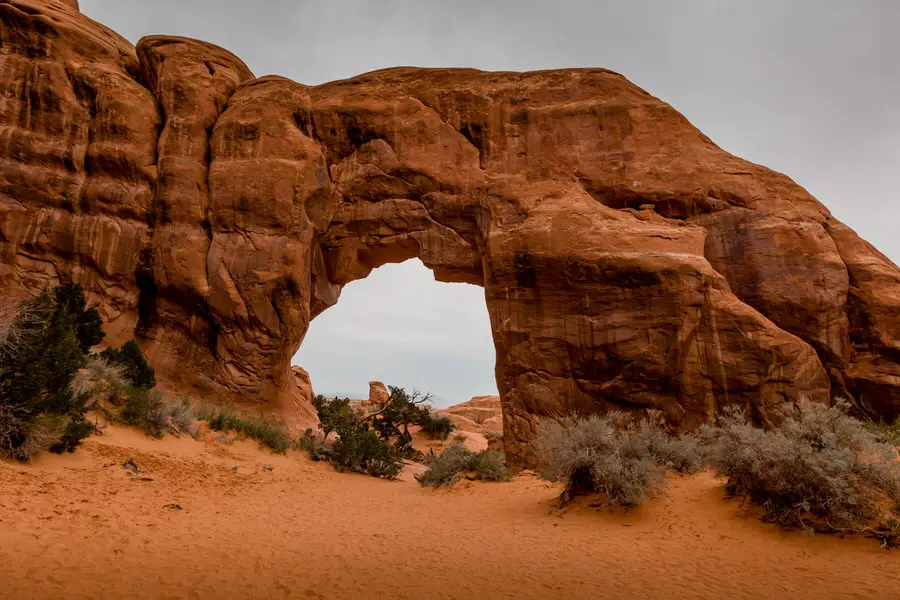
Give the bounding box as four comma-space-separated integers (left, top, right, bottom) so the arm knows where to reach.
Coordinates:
368, 381, 390, 405
441, 396, 502, 433
3, 1, 900, 467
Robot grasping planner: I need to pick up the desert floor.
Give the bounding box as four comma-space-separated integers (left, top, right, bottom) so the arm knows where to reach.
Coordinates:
1, 424, 898, 600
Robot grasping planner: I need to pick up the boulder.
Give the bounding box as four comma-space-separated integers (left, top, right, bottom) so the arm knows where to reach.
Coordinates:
368, 381, 390, 405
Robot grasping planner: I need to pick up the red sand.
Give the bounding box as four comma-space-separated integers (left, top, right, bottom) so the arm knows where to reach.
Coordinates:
1, 424, 897, 599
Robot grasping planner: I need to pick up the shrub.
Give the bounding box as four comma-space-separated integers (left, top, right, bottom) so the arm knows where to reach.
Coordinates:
303, 394, 404, 478
297, 427, 331, 461
331, 426, 404, 479
121, 387, 168, 438
100, 340, 155, 389
418, 411, 456, 441
535, 412, 702, 507
369, 386, 432, 451
0, 284, 106, 458
166, 397, 196, 435
203, 406, 292, 454
416, 443, 509, 487
2, 413, 70, 462
866, 417, 900, 447
699, 400, 900, 535
70, 357, 131, 412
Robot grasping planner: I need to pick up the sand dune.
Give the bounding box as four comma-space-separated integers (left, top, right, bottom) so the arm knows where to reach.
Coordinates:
1, 424, 898, 600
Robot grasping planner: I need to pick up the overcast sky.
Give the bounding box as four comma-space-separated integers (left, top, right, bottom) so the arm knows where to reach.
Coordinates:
81, 0, 899, 405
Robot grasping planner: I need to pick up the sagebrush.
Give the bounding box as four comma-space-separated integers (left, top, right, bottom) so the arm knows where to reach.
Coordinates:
535, 412, 703, 507
416, 443, 509, 487
699, 400, 900, 536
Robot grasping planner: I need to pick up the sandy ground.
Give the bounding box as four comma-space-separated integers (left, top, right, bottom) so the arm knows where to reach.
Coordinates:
1, 424, 898, 600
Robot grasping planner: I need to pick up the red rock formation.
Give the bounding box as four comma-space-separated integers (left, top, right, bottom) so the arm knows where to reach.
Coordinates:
441, 396, 502, 431
368, 382, 390, 405
3, 1, 900, 468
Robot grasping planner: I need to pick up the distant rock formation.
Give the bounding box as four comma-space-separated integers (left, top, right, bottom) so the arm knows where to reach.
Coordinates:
4, 0, 900, 467
368, 382, 391, 406
440, 396, 502, 432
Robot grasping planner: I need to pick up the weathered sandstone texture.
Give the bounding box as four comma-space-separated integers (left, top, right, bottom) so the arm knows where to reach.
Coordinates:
3, 0, 900, 466
368, 381, 391, 406
441, 396, 502, 433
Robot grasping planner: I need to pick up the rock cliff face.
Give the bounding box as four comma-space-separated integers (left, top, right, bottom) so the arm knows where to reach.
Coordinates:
3, 0, 900, 467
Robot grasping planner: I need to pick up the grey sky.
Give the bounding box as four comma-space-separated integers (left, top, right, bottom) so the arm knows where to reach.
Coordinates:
82, 0, 900, 405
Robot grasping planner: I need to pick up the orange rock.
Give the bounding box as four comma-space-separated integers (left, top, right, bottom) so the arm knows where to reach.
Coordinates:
3, 2, 900, 468
441, 396, 502, 430
368, 382, 390, 405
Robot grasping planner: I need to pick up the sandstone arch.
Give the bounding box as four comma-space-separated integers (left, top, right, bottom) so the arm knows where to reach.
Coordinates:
3, 0, 900, 468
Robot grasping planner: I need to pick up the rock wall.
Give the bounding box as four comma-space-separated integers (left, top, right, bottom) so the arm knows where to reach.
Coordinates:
3, 0, 900, 467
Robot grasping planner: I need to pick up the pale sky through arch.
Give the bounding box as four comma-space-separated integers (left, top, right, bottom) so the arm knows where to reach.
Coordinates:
296, 260, 497, 405
81, 0, 900, 405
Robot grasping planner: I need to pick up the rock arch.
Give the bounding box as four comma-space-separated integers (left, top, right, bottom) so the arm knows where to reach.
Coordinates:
2, 1, 900, 467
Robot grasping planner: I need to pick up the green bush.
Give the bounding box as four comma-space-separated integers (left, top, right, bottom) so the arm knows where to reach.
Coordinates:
121, 387, 168, 438
332, 426, 403, 478
202, 406, 292, 454
303, 394, 404, 478
369, 386, 433, 451
100, 340, 155, 389
416, 443, 509, 487
297, 428, 331, 461
699, 400, 900, 536
535, 412, 702, 507
0, 284, 105, 459
418, 411, 456, 441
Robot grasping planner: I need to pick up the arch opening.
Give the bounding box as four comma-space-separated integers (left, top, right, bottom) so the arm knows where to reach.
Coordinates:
294, 258, 498, 408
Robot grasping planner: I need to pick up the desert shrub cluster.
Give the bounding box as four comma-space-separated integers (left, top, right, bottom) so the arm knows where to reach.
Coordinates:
0, 285, 105, 460
535, 400, 900, 544
200, 405, 292, 454
699, 400, 900, 537
415, 442, 509, 487
298, 386, 459, 479
535, 412, 702, 507
0, 284, 198, 461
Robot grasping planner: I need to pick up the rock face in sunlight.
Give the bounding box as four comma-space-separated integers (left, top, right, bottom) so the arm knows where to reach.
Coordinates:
3, 1, 900, 467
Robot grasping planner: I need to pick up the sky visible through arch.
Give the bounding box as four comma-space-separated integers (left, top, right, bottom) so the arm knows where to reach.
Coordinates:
296, 260, 497, 405
82, 0, 900, 405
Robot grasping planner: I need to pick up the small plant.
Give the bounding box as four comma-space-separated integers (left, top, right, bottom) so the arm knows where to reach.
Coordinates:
419, 411, 456, 441
534, 412, 702, 507
166, 397, 197, 436
452, 432, 468, 443
416, 443, 509, 487
202, 406, 292, 454
297, 428, 331, 461
699, 399, 900, 537
100, 340, 155, 389
121, 387, 168, 438
865, 417, 900, 447
4, 413, 71, 461
70, 357, 131, 408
